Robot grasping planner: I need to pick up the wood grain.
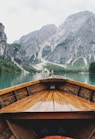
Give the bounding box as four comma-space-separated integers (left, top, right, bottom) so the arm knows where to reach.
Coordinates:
0, 90, 95, 113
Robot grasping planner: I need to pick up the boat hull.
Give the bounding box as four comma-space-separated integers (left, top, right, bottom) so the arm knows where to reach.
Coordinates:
0, 76, 95, 138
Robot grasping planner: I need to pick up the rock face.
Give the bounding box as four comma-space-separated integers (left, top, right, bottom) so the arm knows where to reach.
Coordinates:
0, 23, 7, 56
19, 24, 57, 62
17, 11, 95, 67
46, 11, 95, 66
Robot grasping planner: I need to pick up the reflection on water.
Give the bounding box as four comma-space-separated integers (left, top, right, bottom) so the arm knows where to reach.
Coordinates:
60, 73, 90, 84
0, 72, 95, 89
89, 73, 95, 85
60, 72, 95, 85
0, 72, 41, 89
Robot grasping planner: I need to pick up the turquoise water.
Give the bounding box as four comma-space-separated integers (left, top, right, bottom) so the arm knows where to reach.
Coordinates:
0, 72, 95, 89
61, 72, 95, 85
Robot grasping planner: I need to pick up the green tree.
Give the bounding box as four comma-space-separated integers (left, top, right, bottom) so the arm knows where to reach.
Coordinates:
0, 56, 21, 74
89, 62, 95, 73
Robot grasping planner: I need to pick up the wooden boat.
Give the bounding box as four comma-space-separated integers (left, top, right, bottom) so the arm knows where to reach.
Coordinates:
0, 76, 95, 139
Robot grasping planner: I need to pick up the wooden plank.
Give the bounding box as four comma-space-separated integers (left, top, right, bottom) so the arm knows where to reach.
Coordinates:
0, 91, 47, 112
54, 91, 78, 111
44, 90, 54, 111
1, 90, 95, 113
24, 91, 49, 112
53, 91, 66, 111
26, 91, 54, 112
6, 120, 37, 139
0, 91, 50, 112
58, 92, 95, 111
40, 77, 66, 83
26, 87, 31, 96
2, 111, 95, 119
14, 91, 19, 101
6, 120, 19, 139
0, 80, 40, 95
71, 123, 95, 139
67, 79, 95, 91
0, 97, 4, 108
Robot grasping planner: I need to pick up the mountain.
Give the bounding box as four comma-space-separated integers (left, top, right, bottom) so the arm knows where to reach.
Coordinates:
1, 10, 95, 72
16, 11, 95, 67
0, 23, 7, 56
19, 24, 57, 62
46, 11, 95, 66
0, 24, 25, 73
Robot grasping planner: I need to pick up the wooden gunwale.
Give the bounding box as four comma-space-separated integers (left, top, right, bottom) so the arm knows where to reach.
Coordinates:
40, 77, 95, 91
1, 111, 95, 119
67, 79, 95, 91
0, 80, 40, 95
0, 77, 95, 113
1, 77, 95, 95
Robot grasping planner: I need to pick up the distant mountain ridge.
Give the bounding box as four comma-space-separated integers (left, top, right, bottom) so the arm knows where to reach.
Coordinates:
1, 11, 95, 71
17, 11, 95, 67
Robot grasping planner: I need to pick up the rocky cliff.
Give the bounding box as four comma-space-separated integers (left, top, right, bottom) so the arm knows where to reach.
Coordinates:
0, 23, 7, 56
46, 11, 95, 66
15, 11, 95, 67
19, 24, 57, 62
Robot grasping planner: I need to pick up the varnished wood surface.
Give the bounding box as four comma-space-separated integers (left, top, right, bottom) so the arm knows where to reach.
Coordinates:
0, 80, 40, 95
0, 90, 95, 113
67, 78, 95, 91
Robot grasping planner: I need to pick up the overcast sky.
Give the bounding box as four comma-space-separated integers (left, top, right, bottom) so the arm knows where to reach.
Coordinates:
0, 0, 95, 43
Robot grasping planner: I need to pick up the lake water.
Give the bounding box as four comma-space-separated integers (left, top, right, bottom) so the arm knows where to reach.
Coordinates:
0, 72, 95, 89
